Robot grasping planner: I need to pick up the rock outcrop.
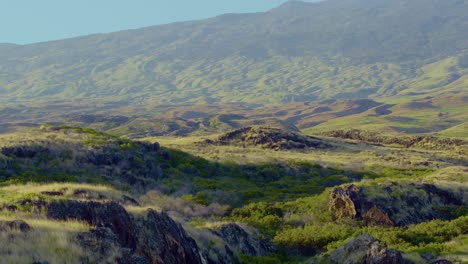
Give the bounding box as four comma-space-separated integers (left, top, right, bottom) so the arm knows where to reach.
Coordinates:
47, 201, 203, 264
329, 184, 360, 220
210, 223, 276, 256
209, 126, 331, 150
195, 223, 276, 264
329, 234, 403, 264
329, 183, 464, 226
47, 201, 136, 248
136, 210, 202, 264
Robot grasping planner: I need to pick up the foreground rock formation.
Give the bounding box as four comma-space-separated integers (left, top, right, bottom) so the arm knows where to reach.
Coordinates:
47, 201, 203, 264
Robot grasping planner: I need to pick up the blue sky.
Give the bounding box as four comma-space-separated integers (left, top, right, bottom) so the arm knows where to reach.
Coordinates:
0, 0, 299, 44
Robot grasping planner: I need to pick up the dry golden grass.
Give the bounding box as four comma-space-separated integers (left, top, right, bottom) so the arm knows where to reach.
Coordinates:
0, 215, 91, 264
125, 205, 159, 216
143, 135, 466, 172
0, 182, 126, 205
0, 129, 86, 147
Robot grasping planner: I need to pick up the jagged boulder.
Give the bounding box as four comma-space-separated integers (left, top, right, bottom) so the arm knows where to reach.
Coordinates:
210, 223, 276, 256
329, 184, 359, 220
329, 183, 464, 226
329, 234, 403, 264
363, 206, 394, 226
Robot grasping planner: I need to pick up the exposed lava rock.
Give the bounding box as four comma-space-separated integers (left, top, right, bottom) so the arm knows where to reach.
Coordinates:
47, 201, 136, 248
47, 201, 203, 264
136, 209, 202, 264
210, 223, 276, 257
329, 183, 465, 226
329, 184, 359, 220
329, 234, 403, 264
208, 126, 331, 150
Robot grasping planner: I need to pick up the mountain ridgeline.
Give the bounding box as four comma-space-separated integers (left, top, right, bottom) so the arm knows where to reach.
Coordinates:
1, 0, 467, 106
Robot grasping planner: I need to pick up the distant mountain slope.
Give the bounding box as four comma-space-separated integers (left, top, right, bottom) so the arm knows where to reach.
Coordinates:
0, 0, 467, 106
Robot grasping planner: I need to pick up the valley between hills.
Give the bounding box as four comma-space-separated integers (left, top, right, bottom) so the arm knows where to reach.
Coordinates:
0, 0, 467, 263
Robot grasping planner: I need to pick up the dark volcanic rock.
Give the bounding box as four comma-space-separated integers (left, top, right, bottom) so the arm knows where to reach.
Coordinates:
49, 201, 203, 264
135, 209, 202, 264
201, 246, 235, 264
78, 227, 122, 263
329, 234, 403, 264
0, 220, 31, 232
211, 126, 331, 150
47, 201, 136, 248
210, 223, 276, 256
329, 183, 465, 226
